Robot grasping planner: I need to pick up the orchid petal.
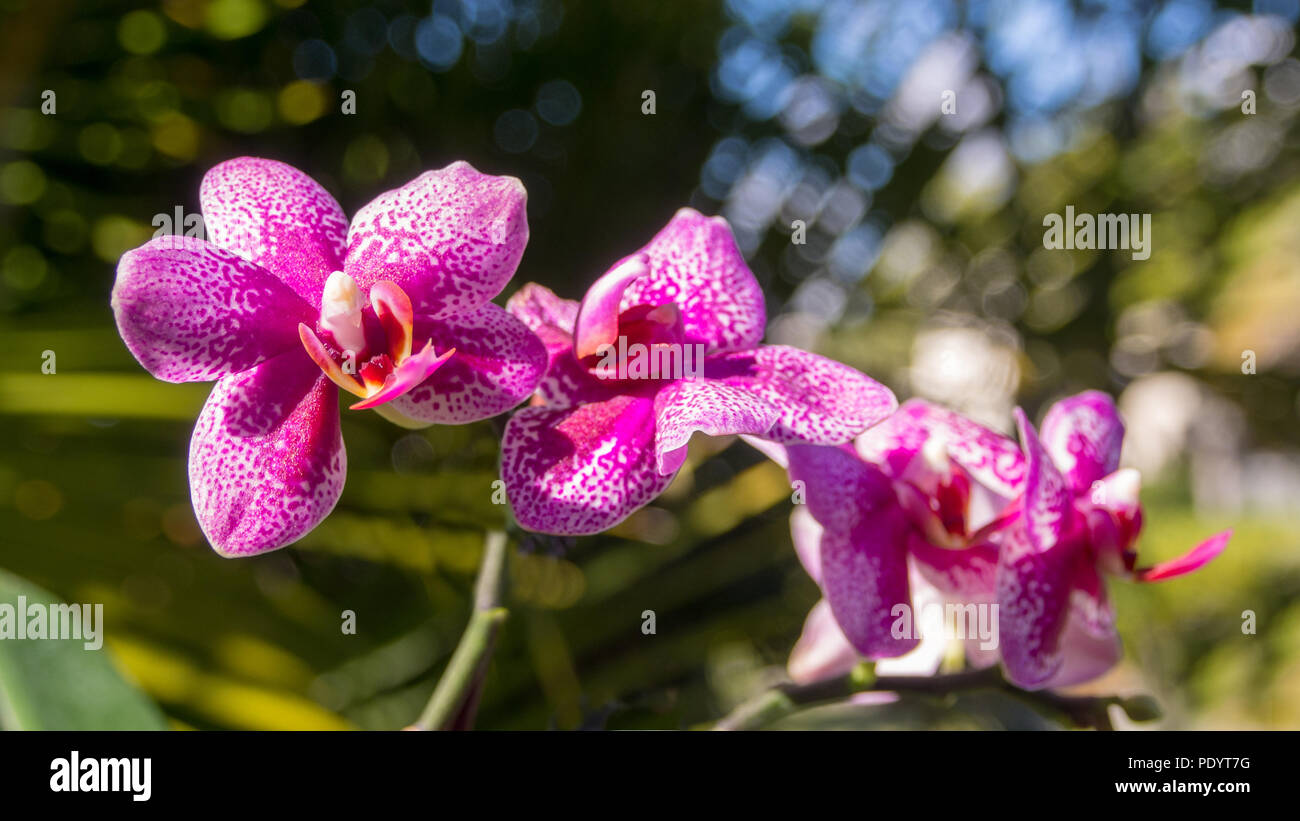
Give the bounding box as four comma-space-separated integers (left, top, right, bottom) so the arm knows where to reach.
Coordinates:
706, 345, 897, 446
349, 342, 455, 410
505, 281, 579, 361
790, 504, 823, 583
1039, 563, 1123, 689
113, 237, 315, 383
856, 399, 1026, 498
711, 346, 898, 445
788, 600, 861, 685
501, 394, 673, 535
620, 209, 766, 354
1137, 530, 1231, 582
199, 157, 349, 309
573, 256, 648, 359
298, 323, 366, 397
506, 284, 613, 409
1015, 407, 1074, 554
369, 280, 415, 362
1040, 390, 1125, 495
786, 444, 917, 659
651, 378, 778, 475
378, 302, 547, 424
995, 523, 1078, 689
345, 161, 528, 318
908, 534, 1000, 600
189, 351, 345, 556
875, 569, 953, 677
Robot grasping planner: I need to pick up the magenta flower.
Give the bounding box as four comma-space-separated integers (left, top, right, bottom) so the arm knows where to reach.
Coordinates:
112, 158, 545, 556
499, 208, 897, 535
998, 391, 1231, 689
777, 391, 1230, 691
776, 399, 1028, 682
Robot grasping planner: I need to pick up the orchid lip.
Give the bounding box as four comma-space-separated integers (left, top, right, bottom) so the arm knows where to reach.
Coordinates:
300, 273, 455, 411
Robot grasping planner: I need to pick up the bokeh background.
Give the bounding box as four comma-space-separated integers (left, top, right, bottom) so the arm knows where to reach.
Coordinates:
1, 0, 1298, 730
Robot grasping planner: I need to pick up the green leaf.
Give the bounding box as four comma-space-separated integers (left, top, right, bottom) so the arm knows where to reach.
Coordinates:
0, 570, 168, 730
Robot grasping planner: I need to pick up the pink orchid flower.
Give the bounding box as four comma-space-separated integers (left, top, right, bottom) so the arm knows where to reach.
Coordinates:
998, 391, 1231, 689
499, 208, 898, 535
775, 391, 1230, 691
112, 158, 546, 556
772, 399, 1028, 683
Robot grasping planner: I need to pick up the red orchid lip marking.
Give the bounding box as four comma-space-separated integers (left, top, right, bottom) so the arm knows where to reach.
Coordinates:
299, 272, 454, 411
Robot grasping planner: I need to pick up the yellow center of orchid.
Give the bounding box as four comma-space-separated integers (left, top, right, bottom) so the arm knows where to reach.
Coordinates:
299, 272, 455, 414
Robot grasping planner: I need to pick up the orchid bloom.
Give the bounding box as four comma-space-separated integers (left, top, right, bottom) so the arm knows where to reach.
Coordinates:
112, 158, 545, 556
772, 399, 1028, 683
776, 391, 1230, 692
998, 391, 1230, 690
499, 208, 897, 535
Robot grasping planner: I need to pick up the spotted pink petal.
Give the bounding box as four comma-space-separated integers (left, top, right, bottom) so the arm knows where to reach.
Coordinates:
1040, 391, 1125, 496
113, 237, 316, 383
1015, 407, 1074, 554
199, 157, 349, 309
1137, 529, 1231, 582
378, 302, 547, 424
856, 399, 1026, 498
188, 350, 345, 556
995, 522, 1080, 689
505, 281, 579, 361
345, 161, 528, 318
706, 345, 897, 446
349, 342, 456, 410
1039, 564, 1123, 688
651, 378, 779, 475
573, 256, 648, 359
788, 599, 861, 685
618, 209, 766, 355
790, 504, 823, 583
786, 444, 918, 659
501, 394, 674, 535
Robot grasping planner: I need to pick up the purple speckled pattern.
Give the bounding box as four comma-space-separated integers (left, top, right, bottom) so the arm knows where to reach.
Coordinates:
1014, 408, 1073, 554
501, 395, 673, 536
500, 211, 896, 535
856, 399, 1026, 497
787, 444, 917, 659
620, 209, 766, 354
1039, 390, 1124, 495
113, 237, 315, 383
200, 158, 349, 310
651, 379, 778, 475
707, 345, 898, 445
114, 157, 542, 556
345, 161, 528, 318
994, 523, 1077, 688
989, 392, 1229, 689
382, 303, 546, 424
188, 350, 344, 557
505, 282, 579, 361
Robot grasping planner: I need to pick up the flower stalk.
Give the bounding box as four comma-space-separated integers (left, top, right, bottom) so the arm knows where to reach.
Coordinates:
415, 530, 510, 731
712, 666, 1154, 731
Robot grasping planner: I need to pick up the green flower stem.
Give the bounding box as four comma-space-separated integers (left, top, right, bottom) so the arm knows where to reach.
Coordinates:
712, 666, 1144, 730
415, 530, 509, 731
